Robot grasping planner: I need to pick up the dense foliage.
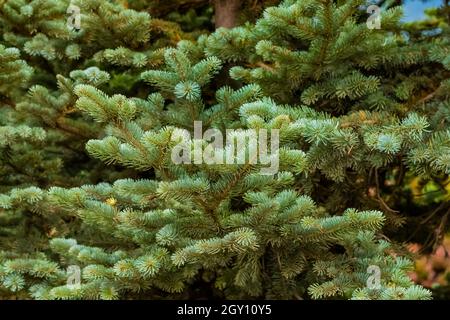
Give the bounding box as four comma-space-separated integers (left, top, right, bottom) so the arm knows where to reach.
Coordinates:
0, 0, 448, 300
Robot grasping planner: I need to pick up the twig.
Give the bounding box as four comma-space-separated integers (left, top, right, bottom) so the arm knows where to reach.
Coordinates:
432, 208, 450, 252
395, 161, 405, 186
406, 202, 448, 243
420, 202, 448, 225
256, 62, 275, 72
374, 168, 399, 213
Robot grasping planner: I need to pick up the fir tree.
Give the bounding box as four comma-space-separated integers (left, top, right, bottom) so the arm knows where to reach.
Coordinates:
0, 0, 448, 300
0, 0, 190, 287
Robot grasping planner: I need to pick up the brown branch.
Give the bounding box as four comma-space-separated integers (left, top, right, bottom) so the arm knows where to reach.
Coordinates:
395, 160, 405, 186
432, 208, 450, 252
4, 158, 32, 179
406, 202, 448, 243
55, 117, 92, 139
255, 62, 275, 72
416, 87, 440, 105
1, 95, 91, 140
374, 168, 399, 213
420, 202, 448, 225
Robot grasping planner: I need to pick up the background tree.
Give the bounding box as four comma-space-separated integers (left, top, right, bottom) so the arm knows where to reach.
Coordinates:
0, 0, 448, 300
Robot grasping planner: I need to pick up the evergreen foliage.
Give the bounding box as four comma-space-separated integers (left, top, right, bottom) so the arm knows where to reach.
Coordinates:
0, 0, 448, 300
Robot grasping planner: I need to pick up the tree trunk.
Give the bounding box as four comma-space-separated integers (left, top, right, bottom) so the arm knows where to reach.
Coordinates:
148, 0, 209, 17
214, 0, 241, 29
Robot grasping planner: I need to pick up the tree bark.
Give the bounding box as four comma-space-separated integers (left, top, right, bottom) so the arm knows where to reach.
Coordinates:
214, 0, 241, 29
148, 0, 209, 17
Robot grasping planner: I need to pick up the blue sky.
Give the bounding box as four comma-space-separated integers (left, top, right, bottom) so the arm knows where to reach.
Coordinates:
402, 0, 443, 21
